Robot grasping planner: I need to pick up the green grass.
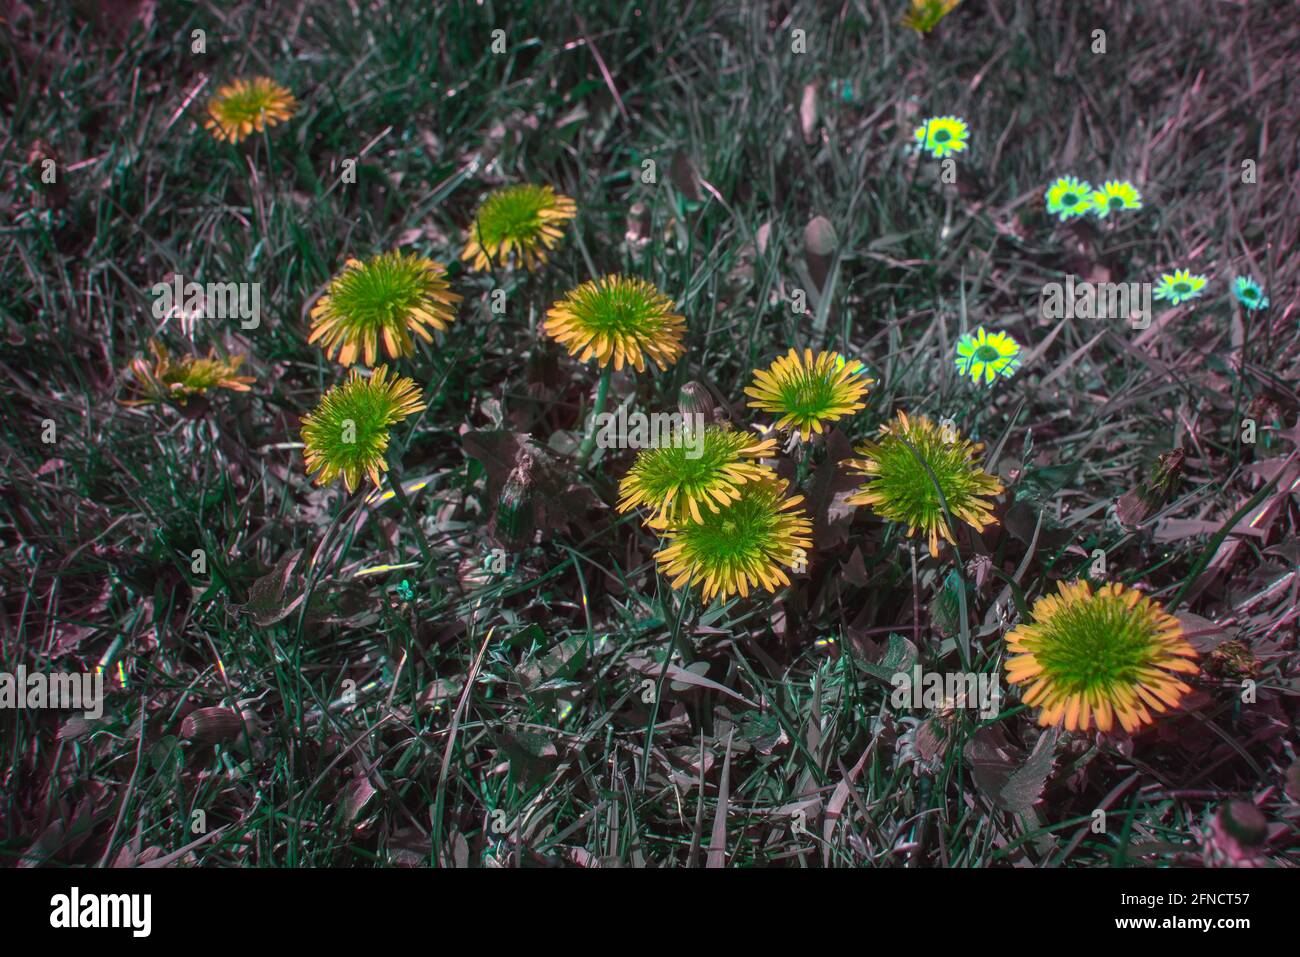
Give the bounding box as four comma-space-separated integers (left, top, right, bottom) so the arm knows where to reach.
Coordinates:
2, 0, 1298, 868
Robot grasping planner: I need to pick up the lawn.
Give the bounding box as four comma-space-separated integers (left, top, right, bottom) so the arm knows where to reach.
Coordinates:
1, 0, 1298, 868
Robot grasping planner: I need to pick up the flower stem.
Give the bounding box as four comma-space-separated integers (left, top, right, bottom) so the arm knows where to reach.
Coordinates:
575, 366, 612, 468
388, 472, 433, 567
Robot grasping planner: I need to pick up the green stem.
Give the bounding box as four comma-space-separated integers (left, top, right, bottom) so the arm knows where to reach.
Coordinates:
638, 588, 694, 788
575, 366, 612, 468
388, 473, 433, 567
667, 587, 695, 665
794, 433, 816, 488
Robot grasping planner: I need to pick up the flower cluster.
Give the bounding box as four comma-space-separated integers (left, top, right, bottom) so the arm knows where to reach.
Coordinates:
613, 384, 813, 602
182, 76, 1218, 747
1044, 176, 1142, 222
1147, 271, 1269, 311
616, 346, 878, 603
1038, 170, 1267, 316
299, 251, 454, 490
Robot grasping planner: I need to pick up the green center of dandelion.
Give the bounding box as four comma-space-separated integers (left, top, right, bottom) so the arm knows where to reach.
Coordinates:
1173, 282, 1190, 295
333, 263, 426, 331
330, 405, 390, 461
873, 430, 982, 518
479, 190, 546, 244
636, 432, 734, 498
1242, 287, 1257, 300
779, 375, 838, 418
1062, 193, 1078, 206
576, 284, 659, 336
933, 129, 951, 143
682, 491, 781, 564
973, 345, 1001, 363
1109, 196, 1124, 209
221, 91, 273, 120
1032, 596, 1162, 694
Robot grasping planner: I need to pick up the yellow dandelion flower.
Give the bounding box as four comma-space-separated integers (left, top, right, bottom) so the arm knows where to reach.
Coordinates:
203, 77, 296, 144
1005, 580, 1199, 733
308, 251, 461, 367
901, 0, 962, 34
461, 184, 577, 272
846, 410, 1002, 557
300, 365, 425, 492
122, 340, 254, 406
655, 479, 813, 603
744, 348, 872, 440
544, 275, 686, 373
913, 115, 970, 159
618, 425, 778, 527
954, 326, 1022, 386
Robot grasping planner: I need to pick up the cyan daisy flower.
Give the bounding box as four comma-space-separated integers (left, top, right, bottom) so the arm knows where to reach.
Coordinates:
1153, 269, 1208, 306
1090, 180, 1142, 218
913, 116, 969, 159
1045, 176, 1094, 221
1233, 276, 1269, 311
954, 326, 1021, 386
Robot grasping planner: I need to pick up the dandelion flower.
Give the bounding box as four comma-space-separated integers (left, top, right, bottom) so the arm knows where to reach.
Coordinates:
954, 326, 1021, 386
544, 275, 686, 372
846, 410, 1002, 558
1233, 276, 1269, 311
745, 349, 872, 440
203, 77, 296, 144
913, 115, 969, 159
655, 479, 813, 602
1153, 269, 1207, 306
1044, 176, 1094, 221
1004, 580, 1199, 733
618, 426, 779, 526
461, 184, 577, 272
901, 0, 962, 34
122, 340, 254, 406
308, 252, 461, 367
1089, 180, 1142, 218
300, 365, 426, 492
